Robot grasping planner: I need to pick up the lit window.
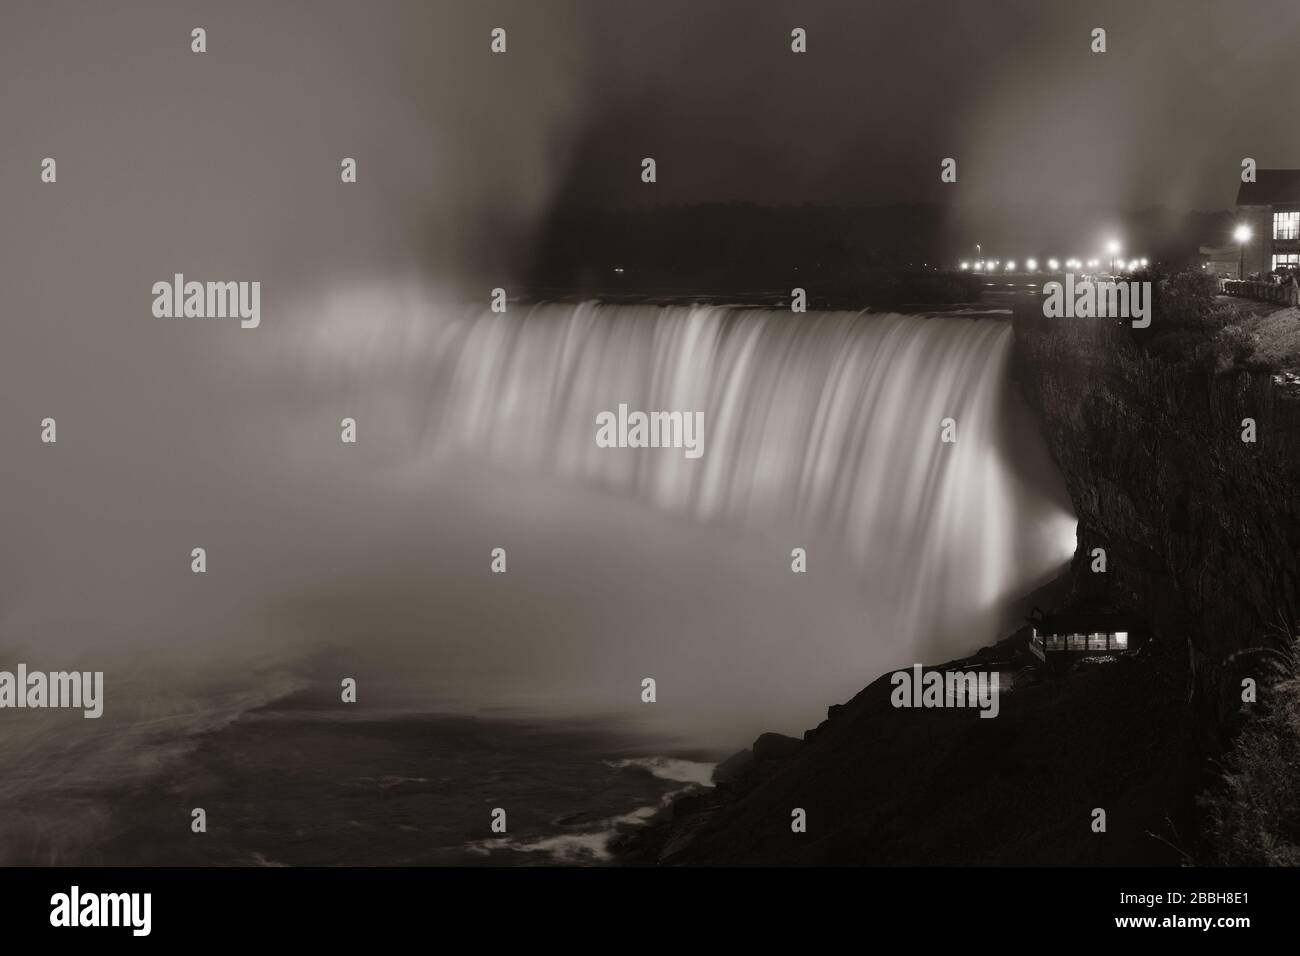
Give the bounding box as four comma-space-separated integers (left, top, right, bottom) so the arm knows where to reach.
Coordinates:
1112, 632, 1129, 649
1273, 253, 1300, 271
1274, 212, 1300, 241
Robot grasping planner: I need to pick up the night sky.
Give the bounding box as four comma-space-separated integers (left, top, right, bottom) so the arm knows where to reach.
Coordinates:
548, 0, 1300, 212
4, 0, 1297, 283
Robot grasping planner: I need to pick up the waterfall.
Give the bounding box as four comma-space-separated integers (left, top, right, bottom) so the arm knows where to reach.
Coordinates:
335, 300, 1077, 661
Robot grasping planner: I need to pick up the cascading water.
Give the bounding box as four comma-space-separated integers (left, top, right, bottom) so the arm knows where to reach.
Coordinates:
280, 290, 1078, 735
301, 294, 1075, 648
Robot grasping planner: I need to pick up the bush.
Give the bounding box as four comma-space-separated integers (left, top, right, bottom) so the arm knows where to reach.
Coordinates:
1222, 325, 1260, 369
1153, 271, 1230, 331
1192, 324, 1263, 376
1129, 270, 1259, 372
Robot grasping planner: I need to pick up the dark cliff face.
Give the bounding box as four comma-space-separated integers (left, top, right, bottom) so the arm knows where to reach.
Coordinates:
620, 306, 1300, 866
620, 632, 1195, 866
1011, 304, 1300, 742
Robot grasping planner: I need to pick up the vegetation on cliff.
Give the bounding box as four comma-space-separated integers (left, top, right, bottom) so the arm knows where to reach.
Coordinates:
1133, 269, 1298, 377
1201, 624, 1300, 866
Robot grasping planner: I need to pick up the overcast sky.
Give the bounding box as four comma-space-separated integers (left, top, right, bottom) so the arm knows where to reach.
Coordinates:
551, 0, 1300, 214
4, 0, 1297, 283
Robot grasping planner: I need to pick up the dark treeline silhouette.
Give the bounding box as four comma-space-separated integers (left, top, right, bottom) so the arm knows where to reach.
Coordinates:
524, 202, 976, 305
524, 201, 1235, 306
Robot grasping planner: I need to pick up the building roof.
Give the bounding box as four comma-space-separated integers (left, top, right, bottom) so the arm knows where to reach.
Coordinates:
1030, 608, 1131, 634
1237, 169, 1300, 206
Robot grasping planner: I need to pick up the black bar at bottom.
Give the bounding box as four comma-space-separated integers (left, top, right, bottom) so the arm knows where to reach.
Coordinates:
0, 866, 1286, 942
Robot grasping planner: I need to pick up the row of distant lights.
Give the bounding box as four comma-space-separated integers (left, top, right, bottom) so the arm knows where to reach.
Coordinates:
960, 256, 1150, 272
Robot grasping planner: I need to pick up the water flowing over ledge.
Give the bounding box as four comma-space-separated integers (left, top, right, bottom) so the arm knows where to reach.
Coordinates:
372, 300, 1079, 658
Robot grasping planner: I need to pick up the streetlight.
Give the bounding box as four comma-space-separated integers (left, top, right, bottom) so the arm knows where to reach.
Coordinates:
1106, 239, 1121, 274
1234, 224, 1251, 279
1026, 258, 1038, 272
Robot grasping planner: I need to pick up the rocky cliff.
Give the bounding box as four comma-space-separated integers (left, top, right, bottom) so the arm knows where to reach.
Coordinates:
1012, 304, 1300, 740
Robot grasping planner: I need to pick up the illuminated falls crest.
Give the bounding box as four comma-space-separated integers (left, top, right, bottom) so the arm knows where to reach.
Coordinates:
412, 302, 1077, 653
